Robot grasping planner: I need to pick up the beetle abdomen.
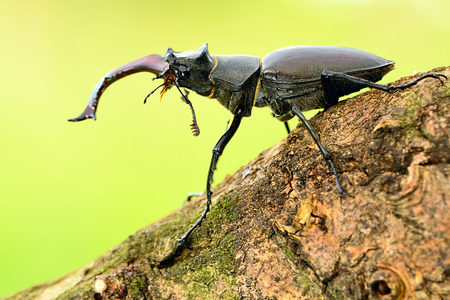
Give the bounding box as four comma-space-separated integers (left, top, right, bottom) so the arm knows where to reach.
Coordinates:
260, 46, 393, 82
255, 46, 395, 118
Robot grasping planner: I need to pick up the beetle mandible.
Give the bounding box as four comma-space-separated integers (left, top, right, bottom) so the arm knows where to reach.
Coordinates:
69, 43, 446, 247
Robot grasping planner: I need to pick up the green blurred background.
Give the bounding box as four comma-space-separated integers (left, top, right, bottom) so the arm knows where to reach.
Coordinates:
1, 0, 449, 297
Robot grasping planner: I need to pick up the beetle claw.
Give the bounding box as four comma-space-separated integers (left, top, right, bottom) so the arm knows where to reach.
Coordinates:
437, 73, 447, 85
177, 236, 192, 249
422, 72, 447, 86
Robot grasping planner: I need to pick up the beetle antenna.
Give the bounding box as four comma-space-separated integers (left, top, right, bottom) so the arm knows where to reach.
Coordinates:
143, 82, 166, 104
182, 89, 200, 136
169, 68, 200, 137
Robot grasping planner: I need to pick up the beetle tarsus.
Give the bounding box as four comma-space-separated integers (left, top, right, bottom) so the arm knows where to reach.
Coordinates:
178, 174, 215, 248
327, 158, 352, 197
389, 72, 447, 90
183, 192, 203, 205
178, 235, 192, 250
321, 70, 446, 95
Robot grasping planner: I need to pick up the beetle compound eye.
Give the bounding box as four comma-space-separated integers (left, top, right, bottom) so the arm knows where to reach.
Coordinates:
178, 66, 190, 79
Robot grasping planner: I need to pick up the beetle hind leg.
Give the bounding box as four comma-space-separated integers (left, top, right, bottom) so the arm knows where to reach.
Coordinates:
390, 73, 447, 90
321, 70, 447, 99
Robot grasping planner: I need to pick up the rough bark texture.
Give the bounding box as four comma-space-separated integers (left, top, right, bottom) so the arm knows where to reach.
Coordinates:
5, 67, 450, 300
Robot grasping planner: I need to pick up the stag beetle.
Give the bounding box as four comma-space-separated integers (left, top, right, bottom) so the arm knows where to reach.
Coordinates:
69, 43, 446, 247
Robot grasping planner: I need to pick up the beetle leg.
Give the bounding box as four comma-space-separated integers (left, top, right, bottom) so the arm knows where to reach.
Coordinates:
291, 106, 350, 197
321, 70, 390, 94
321, 70, 447, 96
184, 193, 203, 204
181, 192, 203, 207
284, 121, 291, 134
178, 103, 245, 248
389, 73, 447, 90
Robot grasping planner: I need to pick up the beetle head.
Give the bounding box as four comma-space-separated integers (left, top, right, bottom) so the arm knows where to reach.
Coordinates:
143, 44, 216, 137
163, 43, 215, 96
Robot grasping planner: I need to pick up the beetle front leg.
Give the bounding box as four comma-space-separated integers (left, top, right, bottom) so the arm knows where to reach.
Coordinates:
291, 106, 350, 197
178, 104, 245, 248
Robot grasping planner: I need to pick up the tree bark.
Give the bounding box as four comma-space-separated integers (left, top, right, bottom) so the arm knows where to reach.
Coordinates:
5, 67, 450, 300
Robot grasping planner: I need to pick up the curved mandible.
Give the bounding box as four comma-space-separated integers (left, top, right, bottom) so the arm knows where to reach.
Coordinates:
68, 54, 168, 122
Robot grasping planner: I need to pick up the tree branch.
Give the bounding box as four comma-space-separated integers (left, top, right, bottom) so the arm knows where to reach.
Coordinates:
6, 66, 450, 300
